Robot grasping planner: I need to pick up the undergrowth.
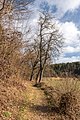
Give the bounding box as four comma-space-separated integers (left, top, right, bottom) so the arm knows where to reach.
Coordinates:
41, 78, 80, 120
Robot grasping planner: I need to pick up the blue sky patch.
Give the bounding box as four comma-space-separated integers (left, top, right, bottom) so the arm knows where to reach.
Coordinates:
64, 52, 80, 58
40, 1, 50, 12
60, 7, 80, 29
50, 5, 57, 13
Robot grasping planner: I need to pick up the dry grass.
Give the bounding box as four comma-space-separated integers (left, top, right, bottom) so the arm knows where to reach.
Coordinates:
0, 77, 80, 120
41, 77, 80, 120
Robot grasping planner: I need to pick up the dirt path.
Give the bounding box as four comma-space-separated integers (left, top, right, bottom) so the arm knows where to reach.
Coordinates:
0, 79, 59, 120
17, 81, 52, 120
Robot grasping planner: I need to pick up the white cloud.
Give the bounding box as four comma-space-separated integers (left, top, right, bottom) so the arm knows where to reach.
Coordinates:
63, 46, 80, 53
45, 0, 80, 18
49, 0, 80, 17
47, 0, 80, 10
33, 0, 80, 18
57, 21, 80, 63
56, 56, 80, 63
60, 21, 80, 46
34, 0, 80, 10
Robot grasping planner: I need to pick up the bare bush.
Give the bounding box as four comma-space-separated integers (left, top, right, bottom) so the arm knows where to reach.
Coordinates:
0, 27, 22, 80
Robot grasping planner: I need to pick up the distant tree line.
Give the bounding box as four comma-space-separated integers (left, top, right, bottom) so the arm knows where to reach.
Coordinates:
44, 62, 80, 77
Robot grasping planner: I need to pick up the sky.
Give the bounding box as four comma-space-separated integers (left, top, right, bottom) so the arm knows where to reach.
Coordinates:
28, 0, 80, 63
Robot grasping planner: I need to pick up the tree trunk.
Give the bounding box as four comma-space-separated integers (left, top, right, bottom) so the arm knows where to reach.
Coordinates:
39, 68, 43, 83
36, 70, 39, 80
35, 70, 40, 85
30, 68, 34, 81
30, 60, 38, 81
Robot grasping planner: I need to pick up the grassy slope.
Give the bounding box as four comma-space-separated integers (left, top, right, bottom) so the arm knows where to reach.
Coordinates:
0, 77, 80, 120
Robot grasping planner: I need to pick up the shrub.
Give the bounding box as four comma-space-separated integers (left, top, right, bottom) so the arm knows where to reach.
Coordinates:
43, 78, 80, 120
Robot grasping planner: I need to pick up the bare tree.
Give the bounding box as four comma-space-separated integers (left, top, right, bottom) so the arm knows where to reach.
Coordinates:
30, 13, 63, 84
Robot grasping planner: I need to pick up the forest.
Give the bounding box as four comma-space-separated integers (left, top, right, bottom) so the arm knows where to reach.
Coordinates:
44, 62, 80, 77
